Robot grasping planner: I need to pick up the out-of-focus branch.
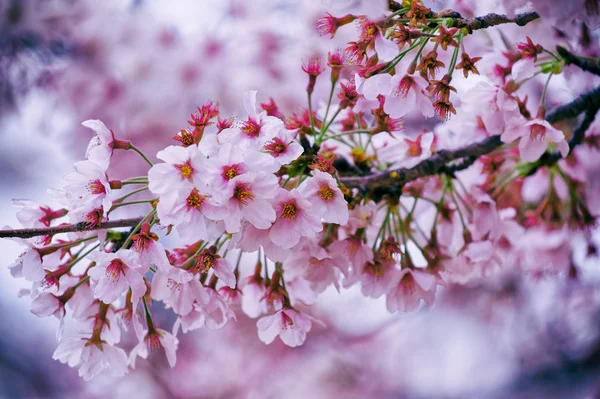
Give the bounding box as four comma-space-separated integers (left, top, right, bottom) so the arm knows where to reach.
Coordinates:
0, 217, 144, 239
340, 85, 600, 196
557, 46, 600, 76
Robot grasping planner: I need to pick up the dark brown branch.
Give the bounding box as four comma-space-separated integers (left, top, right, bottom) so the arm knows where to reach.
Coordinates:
557, 46, 600, 76
340, 85, 600, 196
452, 11, 540, 33
0, 217, 144, 239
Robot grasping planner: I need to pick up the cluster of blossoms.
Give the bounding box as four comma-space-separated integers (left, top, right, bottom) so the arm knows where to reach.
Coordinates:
3, 0, 600, 382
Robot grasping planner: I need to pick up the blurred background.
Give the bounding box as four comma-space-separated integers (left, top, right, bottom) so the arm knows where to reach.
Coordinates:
1, 0, 600, 398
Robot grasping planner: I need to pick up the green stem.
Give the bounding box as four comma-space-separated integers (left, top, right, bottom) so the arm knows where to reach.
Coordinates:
317, 108, 343, 144
109, 199, 155, 213
67, 243, 100, 271
113, 187, 149, 204
307, 93, 316, 135
447, 32, 464, 76
130, 145, 154, 167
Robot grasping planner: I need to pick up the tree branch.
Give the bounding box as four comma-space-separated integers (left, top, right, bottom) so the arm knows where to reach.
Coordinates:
0, 217, 144, 239
451, 11, 540, 33
340, 85, 600, 197
556, 46, 600, 76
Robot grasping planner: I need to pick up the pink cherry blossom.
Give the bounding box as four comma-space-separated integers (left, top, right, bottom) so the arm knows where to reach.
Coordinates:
257, 308, 323, 347
503, 118, 569, 162
386, 268, 437, 313
151, 265, 208, 316
298, 170, 349, 225
148, 144, 207, 195
82, 119, 117, 170
219, 172, 279, 233
218, 91, 285, 148
62, 160, 112, 215
157, 187, 225, 243
263, 129, 304, 166
88, 249, 146, 304
128, 329, 179, 368
268, 188, 323, 249
53, 338, 128, 381
378, 132, 434, 168
12, 199, 66, 228
205, 142, 278, 193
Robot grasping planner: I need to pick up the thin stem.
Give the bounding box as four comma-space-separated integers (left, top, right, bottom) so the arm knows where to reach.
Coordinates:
307, 93, 316, 135
540, 71, 554, 110
67, 243, 100, 271
113, 187, 149, 204
130, 145, 154, 167
320, 81, 337, 136
447, 32, 464, 76
109, 199, 155, 213
317, 108, 343, 144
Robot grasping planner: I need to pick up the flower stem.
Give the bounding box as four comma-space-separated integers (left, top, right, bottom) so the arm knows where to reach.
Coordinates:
130, 145, 154, 167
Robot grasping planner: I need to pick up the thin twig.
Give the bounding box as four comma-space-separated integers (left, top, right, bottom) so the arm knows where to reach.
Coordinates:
0, 217, 144, 239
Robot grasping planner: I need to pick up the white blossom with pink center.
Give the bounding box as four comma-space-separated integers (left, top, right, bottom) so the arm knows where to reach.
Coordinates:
378, 131, 435, 169
148, 144, 207, 195
386, 268, 437, 313
357, 72, 434, 118
205, 142, 278, 193
269, 188, 323, 249
218, 172, 279, 234
263, 129, 304, 166
298, 170, 349, 225
502, 118, 569, 161
257, 308, 324, 347
82, 119, 116, 170
53, 338, 128, 381
128, 329, 179, 368
87, 249, 146, 304
157, 186, 226, 243
151, 265, 208, 317
61, 160, 112, 215
218, 91, 285, 148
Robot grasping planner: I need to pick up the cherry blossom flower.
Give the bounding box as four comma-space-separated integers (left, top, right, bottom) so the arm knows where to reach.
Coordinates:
358, 72, 434, 118
284, 242, 345, 293
502, 118, 570, 162
12, 199, 67, 228
378, 132, 434, 168
82, 119, 130, 170
256, 308, 323, 347
151, 265, 208, 316
386, 268, 437, 313
62, 160, 112, 214
219, 172, 279, 233
156, 187, 225, 243
129, 223, 171, 272
175, 289, 236, 333
88, 249, 146, 304
298, 170, 348, 225
129, 329, 179, 368
53, 338, 128, 381
77, 306, 122, 345
263, 129, 304, 166
268, 188, 323, 249
148, 144, 207, 195
205, 142, 278, 192
218, 91, 285, 148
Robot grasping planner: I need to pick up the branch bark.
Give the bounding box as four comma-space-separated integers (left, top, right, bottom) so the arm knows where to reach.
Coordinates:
451, 11, 540, 33
0, 217, 144, 239
340, 85, 600, 196
556, 46, 600, 76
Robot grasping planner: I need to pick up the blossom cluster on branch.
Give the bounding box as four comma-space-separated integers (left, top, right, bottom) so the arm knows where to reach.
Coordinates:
2, 0, 600, 381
